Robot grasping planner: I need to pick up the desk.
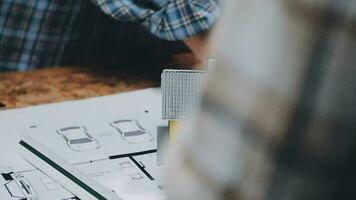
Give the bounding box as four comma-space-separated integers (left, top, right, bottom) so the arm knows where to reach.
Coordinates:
0, 52, 198, 109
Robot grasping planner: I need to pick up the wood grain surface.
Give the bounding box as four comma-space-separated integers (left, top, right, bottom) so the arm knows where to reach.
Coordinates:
0, 53, 198, 109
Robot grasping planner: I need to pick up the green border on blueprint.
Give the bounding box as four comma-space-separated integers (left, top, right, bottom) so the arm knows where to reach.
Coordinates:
19, 140, 107, 200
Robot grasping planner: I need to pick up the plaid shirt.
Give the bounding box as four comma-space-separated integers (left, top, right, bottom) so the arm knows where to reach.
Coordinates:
91, 0, 218, 40
0, 0, 218, 71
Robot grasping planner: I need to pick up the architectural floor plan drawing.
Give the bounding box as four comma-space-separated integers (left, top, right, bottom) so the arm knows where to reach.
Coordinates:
0, 167, 77, 200
25, 114, 161, 164
0, 88, 167, 199
110, 119, 153, 144
0, 88, 163, 170
77, 153, 165, 200
133, 153, 164, 184
19, 118, 166, 199
57, 126, 101, 152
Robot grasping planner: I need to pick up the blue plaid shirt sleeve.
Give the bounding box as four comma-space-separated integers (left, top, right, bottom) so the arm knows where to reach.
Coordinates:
91, 0, 219, 40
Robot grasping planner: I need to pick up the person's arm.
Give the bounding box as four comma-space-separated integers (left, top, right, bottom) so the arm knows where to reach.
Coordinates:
184, 30, 210, 59
90, 0, 219, 42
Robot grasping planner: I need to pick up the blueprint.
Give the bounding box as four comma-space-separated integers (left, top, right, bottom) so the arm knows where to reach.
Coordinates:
77, 153, 165, 200
18, 117, 166, 199
25, 114, 159, 164
0, 88, 167, 199
0, 167, 77, 200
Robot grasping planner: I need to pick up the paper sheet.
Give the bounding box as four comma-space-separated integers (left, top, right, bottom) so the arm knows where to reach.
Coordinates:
0, 88, 167, 199
77, 153, 165, 200
0, 167, 77, 200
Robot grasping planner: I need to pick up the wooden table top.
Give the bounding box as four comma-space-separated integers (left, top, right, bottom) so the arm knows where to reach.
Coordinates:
0, 53, 198, 109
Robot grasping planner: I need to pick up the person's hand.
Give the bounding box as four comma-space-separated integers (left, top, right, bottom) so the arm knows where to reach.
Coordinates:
184, 31, 210, 60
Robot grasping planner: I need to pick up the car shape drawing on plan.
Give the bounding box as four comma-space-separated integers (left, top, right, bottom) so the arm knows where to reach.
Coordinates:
2, 172, 38, 200
110, 119, 153, 144
57, 126, 100, 152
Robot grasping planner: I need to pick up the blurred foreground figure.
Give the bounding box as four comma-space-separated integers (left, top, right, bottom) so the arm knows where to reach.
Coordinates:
167, 0, 356, 199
